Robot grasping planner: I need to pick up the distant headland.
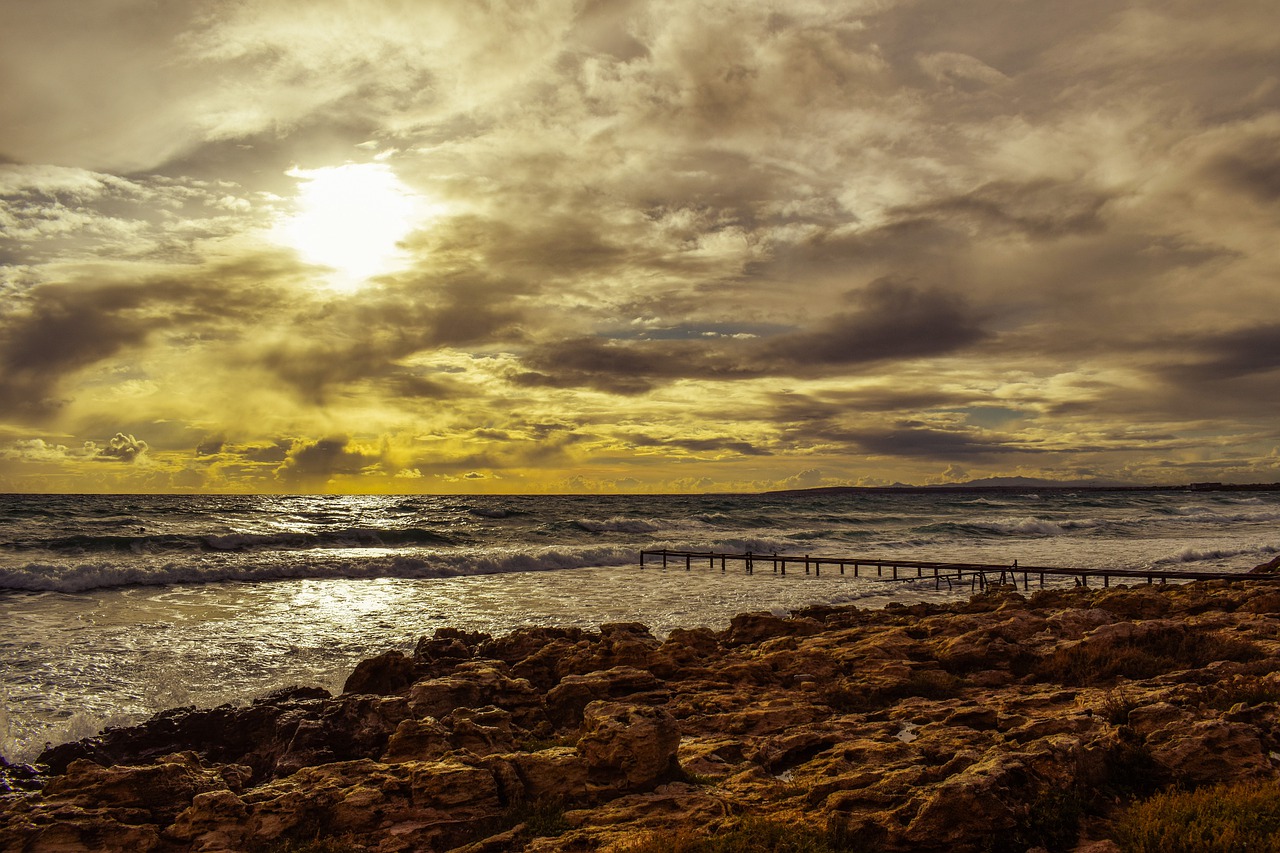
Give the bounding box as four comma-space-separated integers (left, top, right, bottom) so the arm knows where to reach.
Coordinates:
765, 478, 1280, 496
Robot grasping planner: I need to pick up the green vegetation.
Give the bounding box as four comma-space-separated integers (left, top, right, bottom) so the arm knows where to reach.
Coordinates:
461, 797, 571, 846
1004, 786, 1088, 853
1099, 687, 1141, 724
1114, 779, 1280, 852
516, 798, 571, 839
621, 816, 865, 853
259, 838, 365, 853
1032, 626, 1260, 685
1184, 673, 1280, 710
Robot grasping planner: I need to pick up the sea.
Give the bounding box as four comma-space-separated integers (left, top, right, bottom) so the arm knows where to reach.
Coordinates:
2, 488, 1278, 763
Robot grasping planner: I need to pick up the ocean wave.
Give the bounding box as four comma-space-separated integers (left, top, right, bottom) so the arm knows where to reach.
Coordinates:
1147, 502, 1280, 522
921, 516, 1105, 538
0, 545, 641, 594
468, 507, 523, 519
1154, 544, 1278, 566
574, 517, 664, 534
6, 527, 459, 555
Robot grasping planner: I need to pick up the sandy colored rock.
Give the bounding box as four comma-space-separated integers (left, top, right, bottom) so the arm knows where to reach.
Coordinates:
578, 701, 681, 791
10, 579, 1280, 852
342, 648, 417, 695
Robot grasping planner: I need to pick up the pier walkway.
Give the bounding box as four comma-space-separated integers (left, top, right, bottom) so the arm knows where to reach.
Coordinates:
638, 548, 1280, 592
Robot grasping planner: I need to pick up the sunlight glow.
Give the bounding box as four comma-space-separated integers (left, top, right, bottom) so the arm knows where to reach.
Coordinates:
274, 163, 431, 290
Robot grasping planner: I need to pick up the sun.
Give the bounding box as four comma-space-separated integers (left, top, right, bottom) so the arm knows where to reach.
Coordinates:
273, 163, 431, 290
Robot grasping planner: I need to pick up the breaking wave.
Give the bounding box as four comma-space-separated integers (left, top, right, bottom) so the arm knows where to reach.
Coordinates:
920, 516, 1106, 538
0, 545, 639, 594
3, 527, 459, 555
574, 517, 665, 534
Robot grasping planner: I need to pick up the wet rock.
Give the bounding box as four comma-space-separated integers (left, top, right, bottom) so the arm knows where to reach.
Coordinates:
507, 746, 591, 804
38, 688, 408, 783
342, 648, 416, 695
0, 756, 42, 795
41, 752, 237, 824
1249, 554, 1280, 574
413, 627, 489, 678
163, 789, 250, 850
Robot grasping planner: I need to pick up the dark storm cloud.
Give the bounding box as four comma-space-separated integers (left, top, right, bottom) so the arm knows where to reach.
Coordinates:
0, 282, 162, 418
1208, 135, 1280, 204
1164, 324, 1280, 383
275, 435, 385, 486
2, 0, 1279, 490
195, 436, 225, 457
512, 338, 746, 395
765, 277, 988, 367
765, 388, 975, 422
623, 433, 771, 457
0, 252, 315, 420
832, 424, 1025, 460
513, 278, 987, 393
892, 180, 1113, 239
249, 276, 525, 404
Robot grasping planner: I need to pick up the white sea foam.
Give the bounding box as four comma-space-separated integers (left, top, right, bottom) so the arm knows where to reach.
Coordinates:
3, 489, 1279, 764
574, 517, 665, 533
0, 545, 642, 593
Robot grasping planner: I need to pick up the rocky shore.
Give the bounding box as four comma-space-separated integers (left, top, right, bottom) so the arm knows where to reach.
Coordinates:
6, 577, 1280, 852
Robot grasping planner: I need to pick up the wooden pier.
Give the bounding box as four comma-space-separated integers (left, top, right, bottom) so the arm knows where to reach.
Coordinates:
638, 548, 1280, 592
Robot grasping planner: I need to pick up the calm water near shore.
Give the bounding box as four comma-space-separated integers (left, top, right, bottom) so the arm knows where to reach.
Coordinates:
2, 489, 1278, 762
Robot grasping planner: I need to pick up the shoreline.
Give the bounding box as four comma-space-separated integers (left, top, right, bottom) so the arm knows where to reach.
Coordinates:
6, 577, 1280, 851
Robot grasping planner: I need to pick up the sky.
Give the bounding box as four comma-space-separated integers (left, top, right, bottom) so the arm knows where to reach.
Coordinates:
1, 0, 1278, 494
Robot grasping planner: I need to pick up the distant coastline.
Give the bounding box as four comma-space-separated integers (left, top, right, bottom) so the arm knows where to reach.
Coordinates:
764, 479, 1280, 497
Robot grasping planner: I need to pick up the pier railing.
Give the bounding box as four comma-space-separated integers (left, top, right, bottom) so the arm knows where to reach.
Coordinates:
638, 548, 1280, 592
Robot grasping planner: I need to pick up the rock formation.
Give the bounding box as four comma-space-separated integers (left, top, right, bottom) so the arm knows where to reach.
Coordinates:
5, 578, 1280, 851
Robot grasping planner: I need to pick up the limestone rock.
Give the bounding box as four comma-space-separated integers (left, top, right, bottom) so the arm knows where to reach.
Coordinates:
577, 701, 680, 791
37, 688, 407, 783
41, 752, 235, 823
1146, 719, 1271, 785
163, 789, 250, 850
14, 579, 1280, 853
545, 666, 667, 726
407, 661, 545, 730
381, 717, 452, 763
341, 648, 416, 695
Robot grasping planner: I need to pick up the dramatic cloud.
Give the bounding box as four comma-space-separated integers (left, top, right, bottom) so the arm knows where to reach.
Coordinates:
93, 432, 149, 463
0, 0, 1277, 491
275, 436, 387, 488
765, 278, 988, 367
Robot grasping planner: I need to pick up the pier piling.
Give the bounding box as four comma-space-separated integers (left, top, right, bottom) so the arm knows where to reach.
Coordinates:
635, 550, 1279, 592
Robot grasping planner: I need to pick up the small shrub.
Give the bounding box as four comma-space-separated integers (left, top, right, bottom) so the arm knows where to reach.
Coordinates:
1033, 626, 1260, 686
621, 816, 859, 853
1100, 687, 1140, 725
259, 838, 364, 853
1113, 779, 1280, 852
517, 798, 570, 838
1009, 786, 1087, 853
463, 797, 570, 845
1187, 674, 1280, 710
1103, 736, 1169, 800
